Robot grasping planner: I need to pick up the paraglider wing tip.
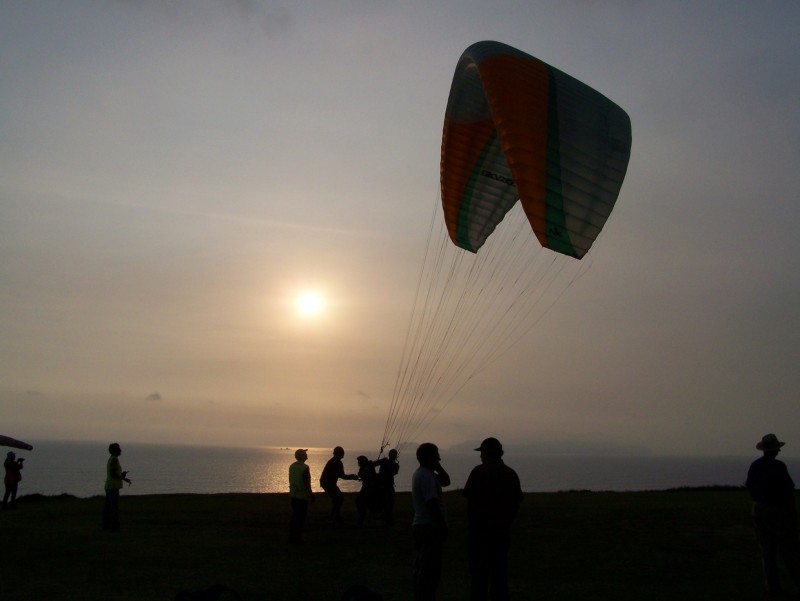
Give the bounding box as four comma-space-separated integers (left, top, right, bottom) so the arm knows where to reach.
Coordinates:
0, 435, 34, 451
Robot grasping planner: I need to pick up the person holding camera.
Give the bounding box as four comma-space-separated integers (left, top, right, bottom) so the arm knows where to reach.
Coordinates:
3, 451, 24, 509
102, 442, 131, 531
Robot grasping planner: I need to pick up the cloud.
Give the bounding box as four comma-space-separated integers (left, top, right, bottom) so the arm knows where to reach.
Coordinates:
115, 0, 293, 38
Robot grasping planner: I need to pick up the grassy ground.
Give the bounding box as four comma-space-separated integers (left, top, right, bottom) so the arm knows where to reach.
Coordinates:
0, 488, 783, 600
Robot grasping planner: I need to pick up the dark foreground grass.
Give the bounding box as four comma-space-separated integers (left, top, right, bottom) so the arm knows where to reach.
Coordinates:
0, 488, 781, 600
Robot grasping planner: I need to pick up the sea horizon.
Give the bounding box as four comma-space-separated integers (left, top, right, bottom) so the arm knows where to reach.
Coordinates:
5, 438, 773, 499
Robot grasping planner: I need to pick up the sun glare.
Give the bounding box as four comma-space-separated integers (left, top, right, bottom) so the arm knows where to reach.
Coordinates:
296, 291, 324, 316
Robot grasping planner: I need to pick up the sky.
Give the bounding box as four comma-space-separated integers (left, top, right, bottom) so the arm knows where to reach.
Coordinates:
2, 1, 799, 457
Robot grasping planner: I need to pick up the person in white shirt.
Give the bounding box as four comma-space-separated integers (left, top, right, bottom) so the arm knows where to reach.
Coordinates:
411, 442, 450, 601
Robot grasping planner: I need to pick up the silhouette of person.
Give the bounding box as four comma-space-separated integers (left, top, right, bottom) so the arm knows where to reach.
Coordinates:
411, 442, 450, 601
462, 437, 523, 601
355, 455, 380, 524
746, 433, 800, 598
320, 446, 358, 523
289, 448, 314, 543
374, 449, 400, 525
102, 442, 131, 531
3, 451, 24, 510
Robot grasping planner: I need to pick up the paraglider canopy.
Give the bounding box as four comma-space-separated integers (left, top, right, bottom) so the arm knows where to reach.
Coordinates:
381, 41, 632, 455
0, 434, 33, 451
441, 40, 631, 258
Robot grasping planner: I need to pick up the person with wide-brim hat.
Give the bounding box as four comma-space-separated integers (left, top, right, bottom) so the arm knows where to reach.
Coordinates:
746, 434, 800, 598
756, 433, 786, 452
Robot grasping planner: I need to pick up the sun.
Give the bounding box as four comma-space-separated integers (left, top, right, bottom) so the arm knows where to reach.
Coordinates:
295, 291, 324, 316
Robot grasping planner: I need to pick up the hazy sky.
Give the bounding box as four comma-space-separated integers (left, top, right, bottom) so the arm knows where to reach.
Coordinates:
2, 1, 799, 457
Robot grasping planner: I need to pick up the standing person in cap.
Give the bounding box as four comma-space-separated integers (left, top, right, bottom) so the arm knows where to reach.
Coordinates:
319, 446, 358, 524
746, 433, 800, 598
462, 437, 523, 601
411, 442, 450, 601
3, 451, 24, 510
289, 448, 314, 543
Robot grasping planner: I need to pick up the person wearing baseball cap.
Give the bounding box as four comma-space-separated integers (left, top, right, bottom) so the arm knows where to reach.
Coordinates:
746, 434, 800, 598
462, 437, 523, 601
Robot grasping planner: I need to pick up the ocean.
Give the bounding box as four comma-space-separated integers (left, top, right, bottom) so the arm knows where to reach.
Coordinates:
6, 439, 762, 499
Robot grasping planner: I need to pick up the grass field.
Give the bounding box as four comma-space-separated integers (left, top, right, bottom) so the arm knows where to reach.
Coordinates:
0, 488, 785, 600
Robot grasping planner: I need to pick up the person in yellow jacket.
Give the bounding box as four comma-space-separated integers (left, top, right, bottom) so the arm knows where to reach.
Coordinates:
289, 448, 314, 543
102, 442, 131, 531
